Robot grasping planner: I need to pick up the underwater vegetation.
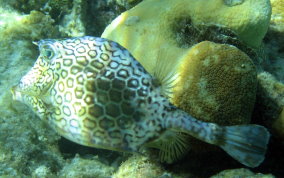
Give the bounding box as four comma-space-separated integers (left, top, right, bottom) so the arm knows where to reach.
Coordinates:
0, 0, 284, 177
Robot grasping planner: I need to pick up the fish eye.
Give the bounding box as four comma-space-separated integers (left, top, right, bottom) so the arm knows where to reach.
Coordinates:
44, 49, 54, 59
41, 44, 55, 60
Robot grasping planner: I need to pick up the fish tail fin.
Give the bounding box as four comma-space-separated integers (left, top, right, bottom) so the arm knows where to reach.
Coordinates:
164, 110, 270, 167
219, 125, 270, 168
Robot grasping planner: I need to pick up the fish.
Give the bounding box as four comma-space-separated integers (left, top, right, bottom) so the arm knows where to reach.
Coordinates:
11, 36, 270, 167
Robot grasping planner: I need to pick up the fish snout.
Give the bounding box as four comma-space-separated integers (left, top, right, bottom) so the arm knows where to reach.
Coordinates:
10, 85, 22, 101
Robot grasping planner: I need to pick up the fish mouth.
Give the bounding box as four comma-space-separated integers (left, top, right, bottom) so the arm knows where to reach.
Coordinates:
11, 85, 34, 102
11, 82, 52, 105
11, 85, 22, 101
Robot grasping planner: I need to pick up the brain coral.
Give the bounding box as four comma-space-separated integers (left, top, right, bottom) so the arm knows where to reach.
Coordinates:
172, 41, 257, 125
102, 0, 271, 75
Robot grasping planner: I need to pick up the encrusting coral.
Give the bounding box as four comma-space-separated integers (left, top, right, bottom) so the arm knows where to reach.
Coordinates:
112, 155, 175, 178
172, 41, 257, 126
58, 155, 115, 177
270, 0, 284, 32
211, 168, 275, 178
102, 0, 271, 75
0, 7, 66, 176
255, 72, 284, 138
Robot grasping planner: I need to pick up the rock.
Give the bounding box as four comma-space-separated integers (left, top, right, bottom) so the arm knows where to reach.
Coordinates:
211, 168, 275, 178
256, 72, 284, 138
270, 0, 284, 32
113, 155, 182, 178
58, 155, 115, 178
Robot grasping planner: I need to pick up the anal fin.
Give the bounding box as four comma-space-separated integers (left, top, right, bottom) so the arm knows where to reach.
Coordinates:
146, 130, 191, 163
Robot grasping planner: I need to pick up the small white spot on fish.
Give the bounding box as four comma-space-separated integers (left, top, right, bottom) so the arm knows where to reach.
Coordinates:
70, 119, 79, 127
65, 92, 72, 102
58, 82, 65, 92
63, 106, 71, 116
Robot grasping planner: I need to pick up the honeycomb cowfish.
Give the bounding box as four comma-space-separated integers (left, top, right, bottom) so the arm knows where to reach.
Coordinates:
11, 36, 270, 167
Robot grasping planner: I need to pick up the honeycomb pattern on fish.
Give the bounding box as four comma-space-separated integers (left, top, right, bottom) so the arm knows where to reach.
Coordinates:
14, 36, 171, 151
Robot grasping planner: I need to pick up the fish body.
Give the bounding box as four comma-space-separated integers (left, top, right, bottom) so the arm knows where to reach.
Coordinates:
12, 36, 269, 167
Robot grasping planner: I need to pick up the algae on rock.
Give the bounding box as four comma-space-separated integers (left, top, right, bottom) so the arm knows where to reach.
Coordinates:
58, 0, 86, 37
255, 72, 284, 138
270, 0, 284, 32
0, 7, 63, 177
211, 168, 275, 178
58, 155, 115, 178
113, 155, 184, 178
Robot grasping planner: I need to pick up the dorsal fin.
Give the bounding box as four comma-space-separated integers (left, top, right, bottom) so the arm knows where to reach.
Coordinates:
153, 48, 179, 98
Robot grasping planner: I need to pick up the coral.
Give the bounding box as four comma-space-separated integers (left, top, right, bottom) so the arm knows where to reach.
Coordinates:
0, 100, 64, 176
112, 155, 182, 178
211, 168, 275, 178
0, 0, 73, 19
32, 165, 54, 177
257, 72, 284, 112
102, 0, 271, 75
265, 0, 284, 83
116, 0, 142, 8
47, 0, 73, 18
255, 72, 284, 138
262, 30, 284, 81
0, 7, 64, 177
58, 155, 115, 178
58, 0, 86, 37
0, 9, 59, 41
84, 0, 128, 36
270, 0, 284, 32
172, 41, 257, 126
0, 0, 48, 13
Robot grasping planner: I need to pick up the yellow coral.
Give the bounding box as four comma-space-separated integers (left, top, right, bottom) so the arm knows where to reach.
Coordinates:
172, 41, 257, 125
270, 0, 284, 32
102, 0, 271, 75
